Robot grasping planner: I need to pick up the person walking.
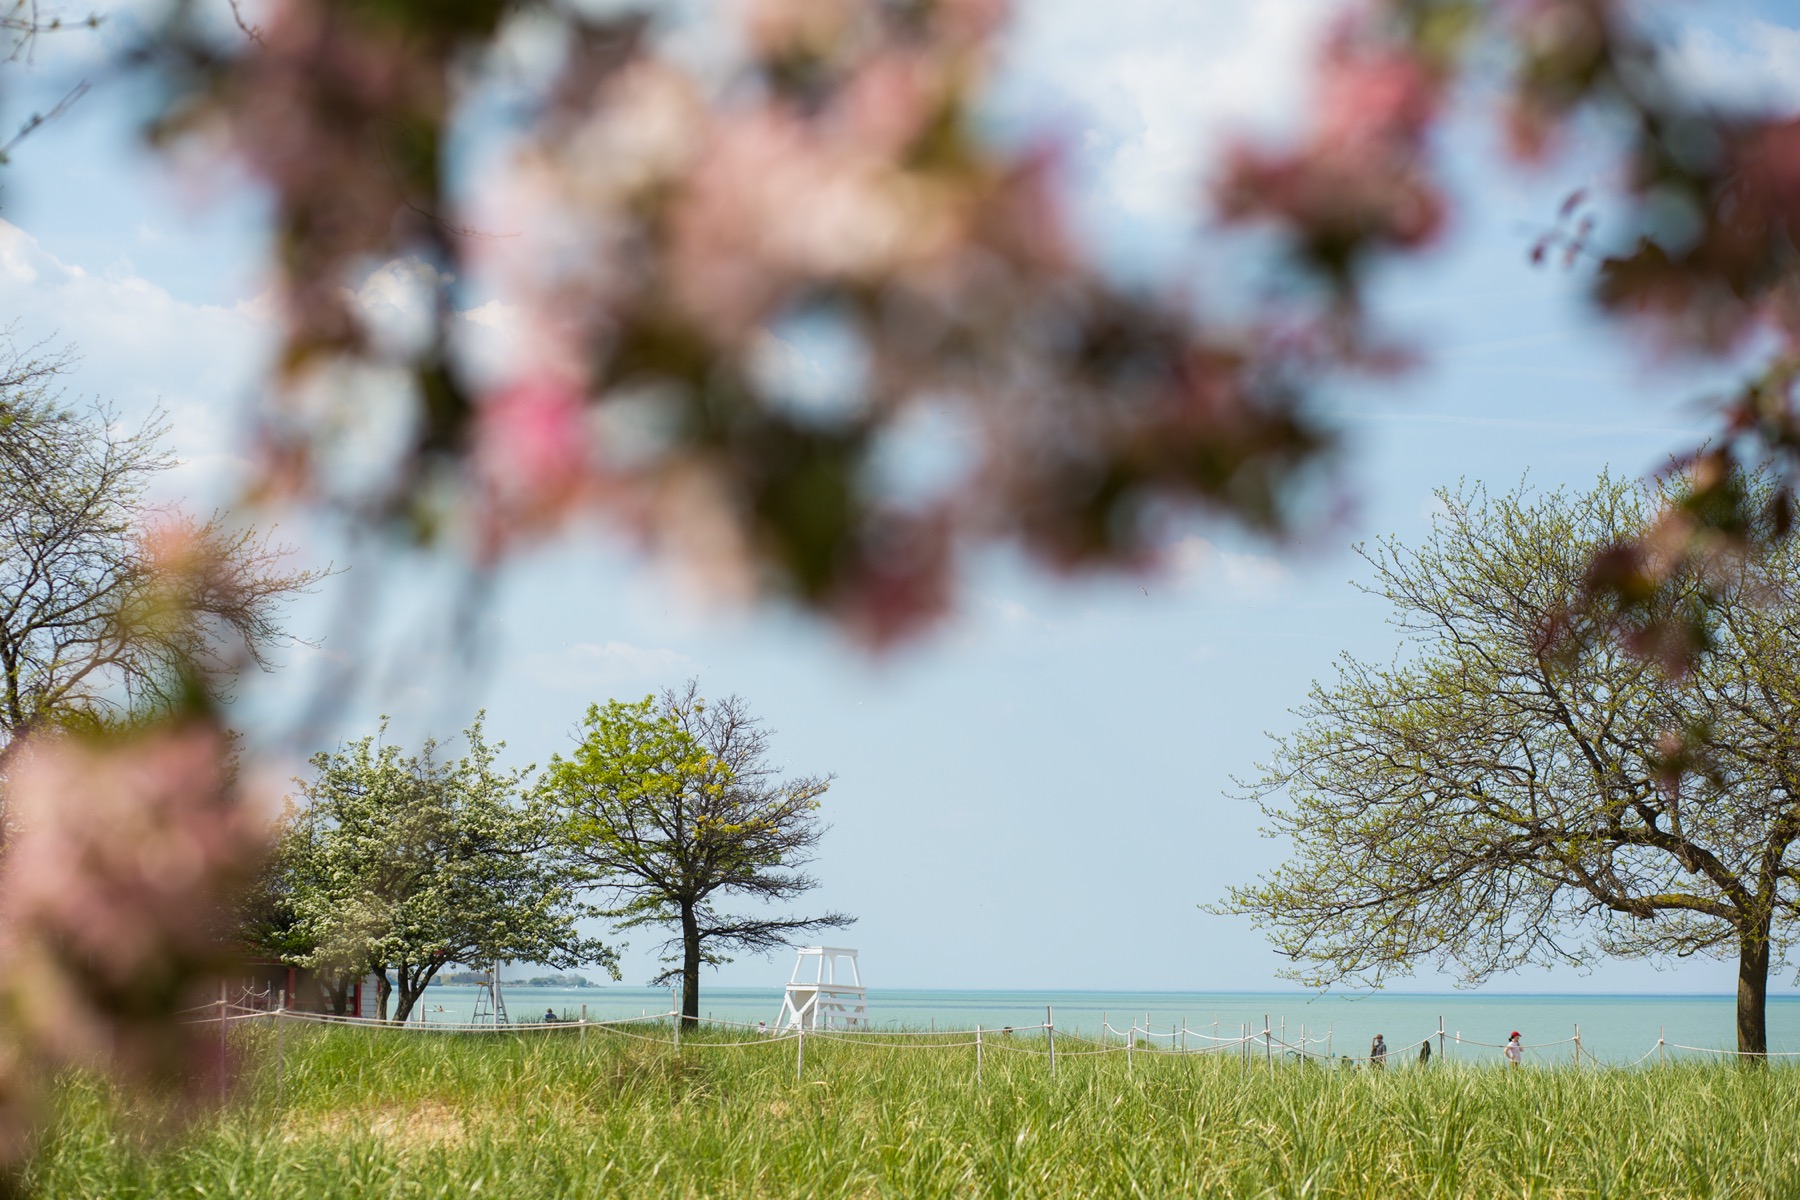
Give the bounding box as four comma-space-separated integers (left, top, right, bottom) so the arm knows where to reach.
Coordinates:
1504, 1031, 1523, 1068
1370, 1033, 1388, 1069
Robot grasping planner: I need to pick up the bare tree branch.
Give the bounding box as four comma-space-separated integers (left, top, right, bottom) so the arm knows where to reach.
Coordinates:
0, 335, 333, 777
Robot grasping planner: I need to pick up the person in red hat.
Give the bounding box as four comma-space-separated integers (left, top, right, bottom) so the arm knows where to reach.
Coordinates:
1504, 1031, 1523, 1068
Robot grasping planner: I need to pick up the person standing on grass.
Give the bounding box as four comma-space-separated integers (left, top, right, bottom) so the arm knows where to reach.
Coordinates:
1418, 1038, 1431, 1066
1505, 1031, 1523, 1068
1370, 1033, 1388, 1068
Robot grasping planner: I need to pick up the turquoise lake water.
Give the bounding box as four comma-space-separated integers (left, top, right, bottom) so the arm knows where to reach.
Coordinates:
409, 986, 1800, 1066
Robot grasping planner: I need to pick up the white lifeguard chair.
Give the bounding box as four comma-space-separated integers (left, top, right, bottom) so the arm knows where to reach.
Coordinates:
776, 946, 868, 1030
470, 962, 509, 1025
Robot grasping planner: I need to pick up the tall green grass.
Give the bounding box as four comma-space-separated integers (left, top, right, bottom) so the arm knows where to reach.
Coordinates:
22, 1023, 1800, 1197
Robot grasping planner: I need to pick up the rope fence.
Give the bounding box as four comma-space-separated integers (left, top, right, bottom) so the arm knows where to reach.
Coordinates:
188, 1000, 1800, 1084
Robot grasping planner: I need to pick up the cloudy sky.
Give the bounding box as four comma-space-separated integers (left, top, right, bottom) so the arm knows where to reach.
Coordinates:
5, 0, 1800, 995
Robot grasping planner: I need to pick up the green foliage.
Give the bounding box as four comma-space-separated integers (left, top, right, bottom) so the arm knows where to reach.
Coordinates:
537, 683, 850, 1020
540, 694, 732, 934
281, 714, 617, 1021
25, 1026, 1800, 1198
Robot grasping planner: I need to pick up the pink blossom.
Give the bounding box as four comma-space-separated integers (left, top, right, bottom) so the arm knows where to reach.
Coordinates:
475, 374, 595, 534
0, 722, 263, 1137
832, 512, 954, 649
1216, 31, 1447, 266
1315, 44, 1438, 149
667, 107, 961, 339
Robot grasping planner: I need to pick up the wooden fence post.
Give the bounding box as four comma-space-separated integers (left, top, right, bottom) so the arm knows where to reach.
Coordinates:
217, 993, 227, 1106
275, 1010, 285, 1110
976, 1024, 983, 1086
1046, 1006, 1055, 1076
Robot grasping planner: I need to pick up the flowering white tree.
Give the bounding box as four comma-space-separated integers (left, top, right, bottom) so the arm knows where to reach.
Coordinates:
283, 715, 615, 1022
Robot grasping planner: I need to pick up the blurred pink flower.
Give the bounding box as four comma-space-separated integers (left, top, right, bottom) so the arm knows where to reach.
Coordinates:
667, 107, 962, 339
475, 374, 594, 536
207, 0, 452, 363
1316, 43, 1437, 149
832, 512, 954, 649
0, 721, 263, 1161
1217, 28, 1446, 269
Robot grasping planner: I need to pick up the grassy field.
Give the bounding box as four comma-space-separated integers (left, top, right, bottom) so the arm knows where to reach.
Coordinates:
22, 1021, 1800, 1198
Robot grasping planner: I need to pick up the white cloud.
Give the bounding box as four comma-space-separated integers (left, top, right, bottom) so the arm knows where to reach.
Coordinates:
522, 640, 697, 692
1163, 533, 1290, 598
975, 593, 1063, 639
353, 257, 444, 361
996, 0, 1337, 227
994, 598, 1041, 627
1662, 19, 1800, 115
452, 299, 529, 390
0, 219, 273, 506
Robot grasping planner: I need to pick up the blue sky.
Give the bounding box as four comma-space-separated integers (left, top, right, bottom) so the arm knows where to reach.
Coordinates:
4, 0, 1799, 995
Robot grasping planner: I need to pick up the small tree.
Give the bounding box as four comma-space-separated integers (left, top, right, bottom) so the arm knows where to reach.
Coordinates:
1224, 475, 1800, 1056
540, 682, 853, 1026
287, 715, 615, 1022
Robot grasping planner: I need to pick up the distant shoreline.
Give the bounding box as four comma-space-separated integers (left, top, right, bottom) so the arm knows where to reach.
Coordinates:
434, 983, 604, 989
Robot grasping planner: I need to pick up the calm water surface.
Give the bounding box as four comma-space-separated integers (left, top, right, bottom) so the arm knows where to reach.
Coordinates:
411, 985, 1800, 1065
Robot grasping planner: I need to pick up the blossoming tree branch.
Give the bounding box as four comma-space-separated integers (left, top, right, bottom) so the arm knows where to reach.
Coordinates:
118, 0, 1800, 651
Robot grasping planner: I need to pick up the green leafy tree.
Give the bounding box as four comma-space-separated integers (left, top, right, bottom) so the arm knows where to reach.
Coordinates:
539, 682, 852, 1026
1225, 474, 1800, 1057
286, 714, 616, 1022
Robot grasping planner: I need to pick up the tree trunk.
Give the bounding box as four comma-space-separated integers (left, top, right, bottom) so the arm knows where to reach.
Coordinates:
391, 962, 442, 1024
1737, 918, 1771, 1060
393, 967, 421, 1024
322, 973, 351, 1015
681, 903, 701, 1028
374, 968, 393, 1022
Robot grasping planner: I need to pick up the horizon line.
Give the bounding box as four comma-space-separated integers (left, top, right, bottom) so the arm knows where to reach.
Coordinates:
478, 982, 1789, 1001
